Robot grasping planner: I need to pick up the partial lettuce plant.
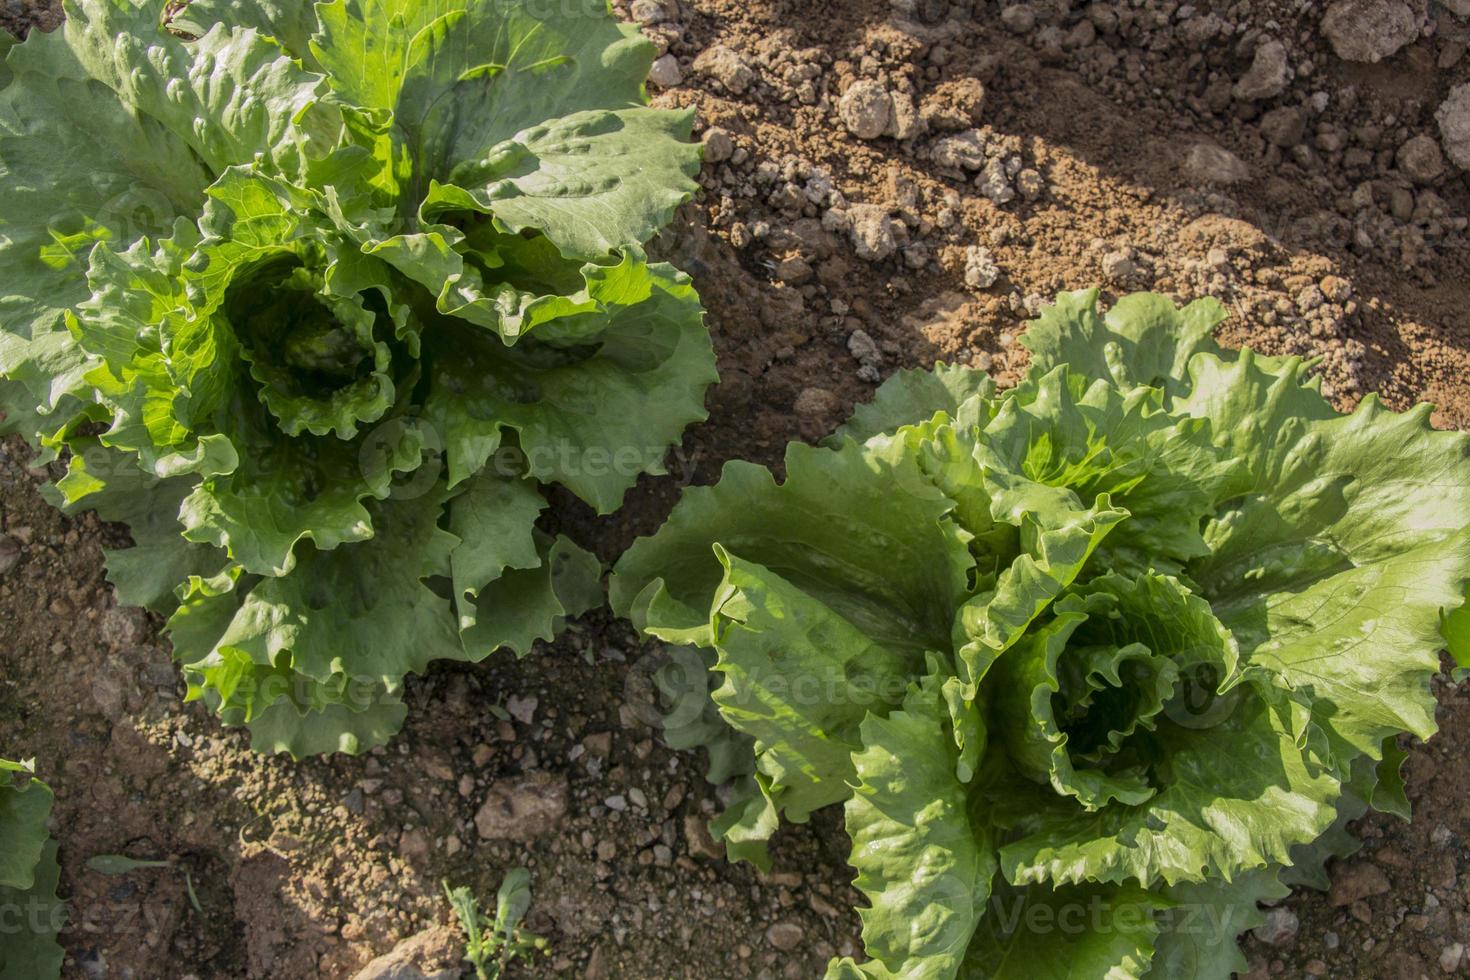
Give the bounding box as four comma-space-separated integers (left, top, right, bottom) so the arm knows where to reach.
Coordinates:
0, 759, 64, 980
612, 290, 1470, 979
0, 0, 713, 755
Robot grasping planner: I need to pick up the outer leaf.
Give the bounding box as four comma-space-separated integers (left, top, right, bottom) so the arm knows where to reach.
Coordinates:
0, 764, 50, 891
1020, 289, 1227, 399
0, 840, 65, 980
1183, 351, 1470, 756
612, 438, 974, 652
709, 551, 918, 824
835, 669, 995, 980
1146, 870, 1287, 980
961, 881, 1166, 980
832, 362, 995, 445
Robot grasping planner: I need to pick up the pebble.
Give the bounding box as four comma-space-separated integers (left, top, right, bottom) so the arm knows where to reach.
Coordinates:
1442, 943, 1466, 972
474, 772, 568, 840
1184, 142, 1252, 184
794, 387, 839, 417
1000, 3, 1036, 33
1233, 40, 1291, 101
1329, 861, 1392, 906
1251, 907, 1299, 947
1437, 84, 1470, 171
605, 794, 628, 812
683, 814, 724, 861
932, 130, 988, 170
846, 204, 899, 261
964, 246, 1000, 289
693, 45, 755, 95
630, 0, 667, 24
977, 158, 1015, 204
1260, 106, 1307, 148
765, 921, 804, 951
1398, 134, 1445, 183
839, 80, 893, 140
506, 694, 537, 725
847, 329, 882, 365
350, 927, 460, 980
1321, 0, 1418, 63
647, 54, 683, 88
1101, 248, 1136, 281
701, 128, 734, 164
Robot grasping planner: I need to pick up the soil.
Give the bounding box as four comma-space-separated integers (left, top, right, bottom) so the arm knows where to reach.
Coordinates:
3, 0, 1470, 977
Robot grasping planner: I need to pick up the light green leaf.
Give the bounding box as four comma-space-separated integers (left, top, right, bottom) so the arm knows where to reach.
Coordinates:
833, 362, 995, 445
1020, 289, 1228, 399
836, 670, 995, 980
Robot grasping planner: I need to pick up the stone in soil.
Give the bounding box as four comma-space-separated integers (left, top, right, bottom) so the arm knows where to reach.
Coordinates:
839, 80, 893, 140
647, 53, 682, 88
1233, 40, 1290, 101
846, 205, 900, 262
1328, 861, 1392, 906
1184, 142, 1251, 184
474, 772, 568, 840
1321, 0, 1419, 63
693, 45, 754, 95
350, 926, 460, 980
1252, 906, 1300, 947
1438, 84, 1470, 171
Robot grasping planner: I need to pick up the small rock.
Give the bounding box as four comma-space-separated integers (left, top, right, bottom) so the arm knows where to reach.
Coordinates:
475, 772, 568, 840
977, 158, 1015, 204
1329, 861, 1392, 906
1442, 0, 1470, 17
1442, 943, 1465, 973
397, 828, 430, 862
683, 814, 724, 861
0, 535, 18, 576
1015, 168, 1046, 200
605, 793, 628, 812
775, 256, 813, 284
1184, 142, 1252, 184
1398, 134, 1445, 183
1436, 84, 1470, 171
886, 92, 926, 140
1260, 106, 1307, 147
693, 45, 755, 95
505, 694, 537, 725
1304, 961, 1328, 977
847, 329, 882, 365
964, 246, 1000, 289
794, 388, 840, 418
1101, 248, 1136, 281
932, 130, 988, 170
839, 80, 894, 140
99, 606, 148, 650
766, 921, 804, 951
1000, 2, 1036, 33
1321, 0, 1418, 63
351, 927, 460, 980
1252, 907, 1299, 947
701, 128, 734, 164
647, 53, 683, 88
847, 204, 899, 262
1297, 285, 1325, 312
630, 0, 668, 24
1234, 40, 1291, 101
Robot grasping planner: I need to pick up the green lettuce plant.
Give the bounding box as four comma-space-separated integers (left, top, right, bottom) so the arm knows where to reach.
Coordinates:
0, 0, 715, 755
612, 290, 1470, 979
0, 759, 64, 980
